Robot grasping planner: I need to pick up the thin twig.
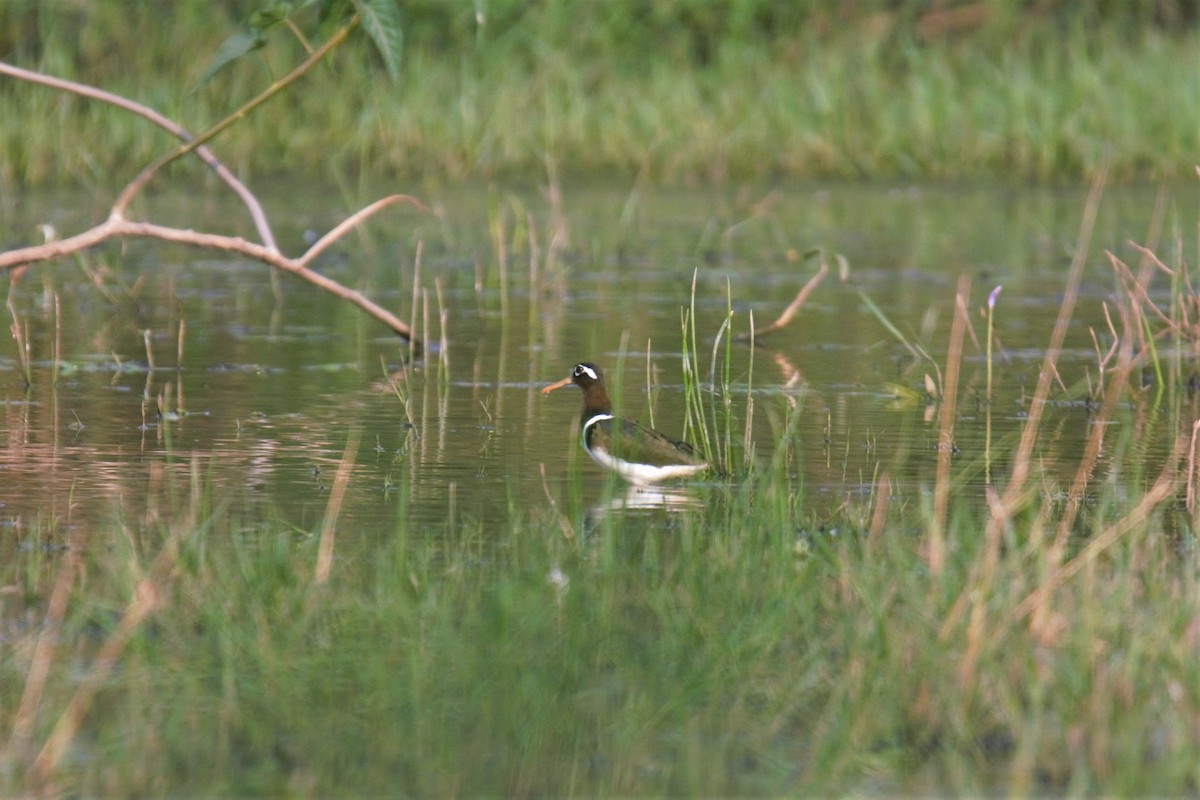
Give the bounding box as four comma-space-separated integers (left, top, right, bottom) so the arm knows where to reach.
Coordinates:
111, 17, 359, 226
298, 194, 428, 267
737, 257, 829, 340
0, 16, 423, 348
0, 61, 277, 251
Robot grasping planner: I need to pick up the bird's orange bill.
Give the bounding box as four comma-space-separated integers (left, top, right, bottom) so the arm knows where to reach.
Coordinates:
541, 376, 574, 395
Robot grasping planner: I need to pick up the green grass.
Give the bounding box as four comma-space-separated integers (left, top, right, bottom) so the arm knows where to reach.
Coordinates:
6, 237, 1200, 795
0, 2, 1197, 186
4, 4, 1200, 794
8, 171, 1200, 794
1, 419, 1197, 795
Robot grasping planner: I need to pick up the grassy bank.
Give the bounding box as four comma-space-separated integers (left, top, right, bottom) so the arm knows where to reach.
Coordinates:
0, 1, 1197, 186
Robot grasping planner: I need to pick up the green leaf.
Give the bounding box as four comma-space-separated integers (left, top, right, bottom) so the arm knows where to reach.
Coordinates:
249, 2, 295, 29
193, 3, 299, 90
354, 0, 403, 80
195, 29, 267, 88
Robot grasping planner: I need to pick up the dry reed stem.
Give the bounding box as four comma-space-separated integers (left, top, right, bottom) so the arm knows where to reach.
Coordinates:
737, 259, 828, 340
957, 286, 983, 353
955, 486, 1006, 685
177, 317, 186, 367
867, 471, 892, 547
1117, 254, 1177, 331
1127, 241, 1176, 279
29, 499, 198, 783
1007, 167, 1107, 491
955, 478, 1054, 685
5, 543, 81, 760
938, 168, 1107, 650
645, 339, 656, 430
1049, 255, 1144, 556
1091, 301, 1120, 372
1187, 420, 1200, 514
1008, 433, 1184, 629
538, 463, 576, 540
929, 274, 971, 576
410, 241, 424, 362
435, 276, 450, 378
7, 289, 31, 383
742, 311, 756, 470
315, 430, 361, 585
30, 578, 162, 782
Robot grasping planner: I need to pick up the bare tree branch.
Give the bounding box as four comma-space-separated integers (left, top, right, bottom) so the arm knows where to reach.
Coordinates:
0, 210, 426, 345
299, 194, 425, 267
111, 17, 358, 227
734, 254, 829, 342
0, 14, 426, 350
0, 62, 278, 251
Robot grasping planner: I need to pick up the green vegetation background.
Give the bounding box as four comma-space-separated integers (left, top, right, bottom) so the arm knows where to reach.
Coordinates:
1, 0, 1197, 187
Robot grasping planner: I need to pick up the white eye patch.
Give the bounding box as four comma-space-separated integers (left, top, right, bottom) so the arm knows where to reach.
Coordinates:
575, 364, 598, 381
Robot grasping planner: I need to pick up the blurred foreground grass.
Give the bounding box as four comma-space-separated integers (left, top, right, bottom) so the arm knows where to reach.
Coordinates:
2, 394, 1197, 794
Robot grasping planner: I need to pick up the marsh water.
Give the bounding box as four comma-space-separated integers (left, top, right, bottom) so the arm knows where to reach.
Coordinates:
1, 180, 1194, 541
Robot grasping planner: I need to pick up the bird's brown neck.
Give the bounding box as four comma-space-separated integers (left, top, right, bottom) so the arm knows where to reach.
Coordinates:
580, 382, 613, 422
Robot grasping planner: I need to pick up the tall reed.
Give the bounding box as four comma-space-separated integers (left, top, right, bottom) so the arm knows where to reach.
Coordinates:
679, 270, 739, 472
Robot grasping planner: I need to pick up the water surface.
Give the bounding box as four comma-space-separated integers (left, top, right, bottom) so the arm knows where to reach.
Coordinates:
1, 180, 1193, 542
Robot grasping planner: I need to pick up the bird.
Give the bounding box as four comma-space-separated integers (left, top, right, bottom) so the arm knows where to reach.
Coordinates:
541, 362, 709, 484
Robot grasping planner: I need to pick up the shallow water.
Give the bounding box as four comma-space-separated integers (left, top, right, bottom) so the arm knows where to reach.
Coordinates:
1, 180, 1194, 541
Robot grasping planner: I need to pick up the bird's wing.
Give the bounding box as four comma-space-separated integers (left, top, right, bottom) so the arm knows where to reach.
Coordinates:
592, 417, 708, 467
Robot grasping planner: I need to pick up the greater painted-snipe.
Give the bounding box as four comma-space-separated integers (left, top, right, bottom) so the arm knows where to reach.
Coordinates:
541, 362, 708, 484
